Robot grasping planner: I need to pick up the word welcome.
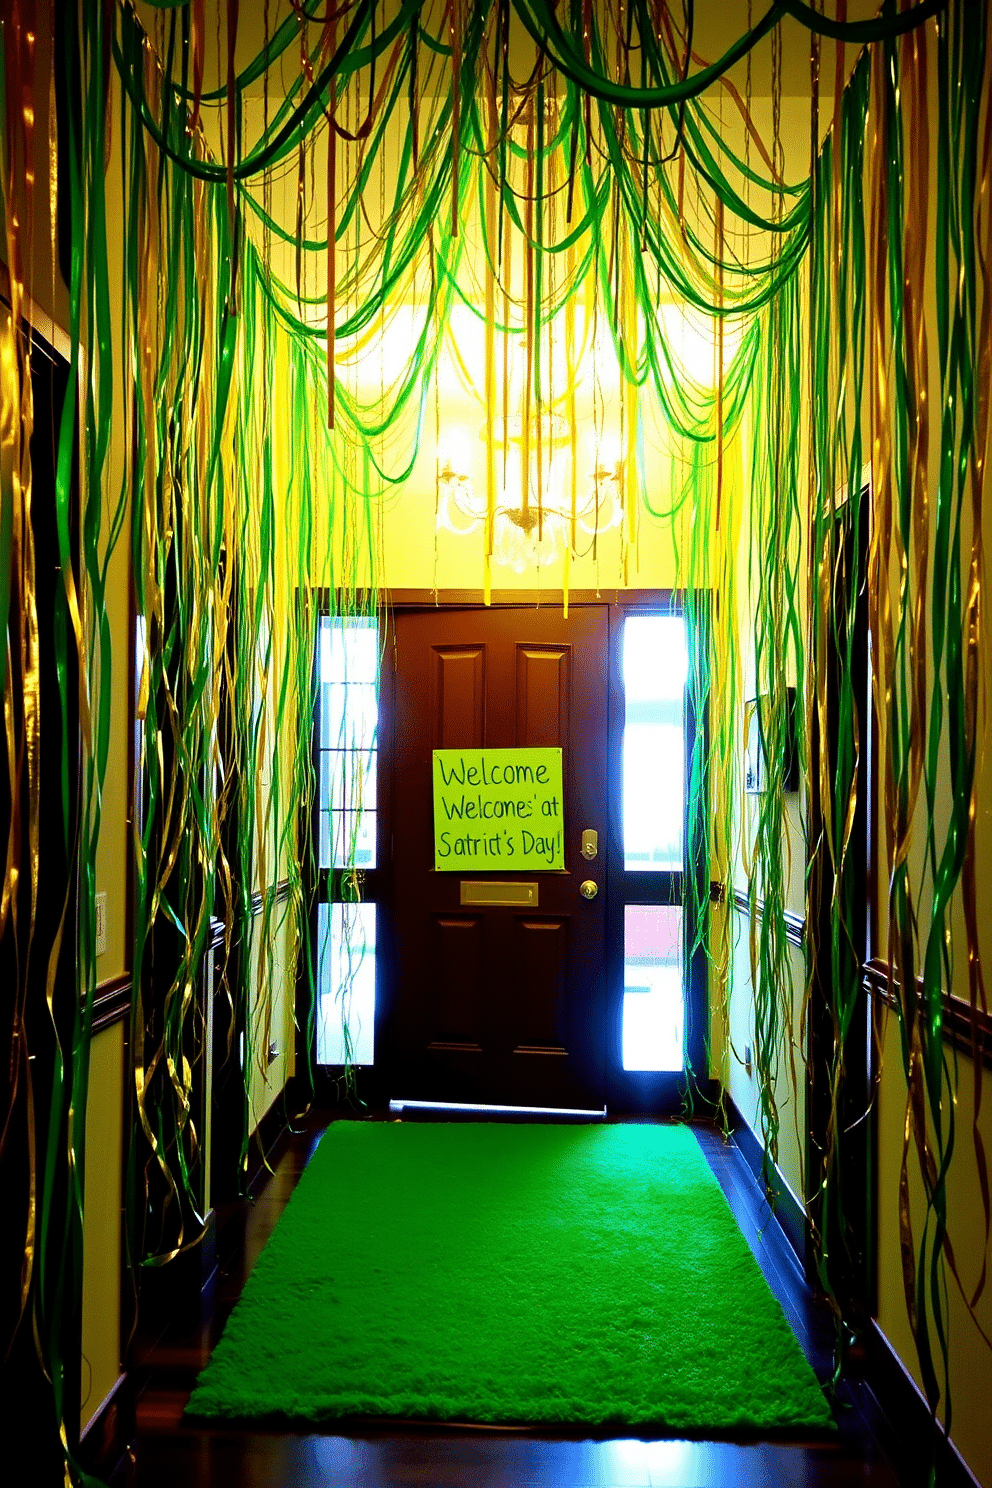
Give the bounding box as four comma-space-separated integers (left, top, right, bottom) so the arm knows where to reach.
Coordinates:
433, 748, 564, 871
435, 756, 552, 788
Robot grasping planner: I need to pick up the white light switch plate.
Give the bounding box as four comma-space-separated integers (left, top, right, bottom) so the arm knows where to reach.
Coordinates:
95, 893, 107, 957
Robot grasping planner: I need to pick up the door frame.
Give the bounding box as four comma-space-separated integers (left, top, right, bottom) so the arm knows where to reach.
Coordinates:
309, 588, 710, 1116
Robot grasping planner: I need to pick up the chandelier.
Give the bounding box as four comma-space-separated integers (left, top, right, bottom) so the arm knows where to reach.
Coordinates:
436, 412, 623, 574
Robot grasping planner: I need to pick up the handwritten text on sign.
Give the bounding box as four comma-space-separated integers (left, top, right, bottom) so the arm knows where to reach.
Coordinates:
432, 748, 564, 871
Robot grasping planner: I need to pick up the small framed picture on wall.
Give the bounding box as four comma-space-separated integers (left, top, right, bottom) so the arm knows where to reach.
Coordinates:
744, 689, 800, 794
744, 698, 763, 793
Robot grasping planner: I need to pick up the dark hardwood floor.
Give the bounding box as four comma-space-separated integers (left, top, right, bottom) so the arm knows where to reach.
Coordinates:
84, 1114, 919, 1488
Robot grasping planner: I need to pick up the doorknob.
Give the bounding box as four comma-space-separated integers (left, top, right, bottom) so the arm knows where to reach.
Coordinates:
580, 880, 598, 900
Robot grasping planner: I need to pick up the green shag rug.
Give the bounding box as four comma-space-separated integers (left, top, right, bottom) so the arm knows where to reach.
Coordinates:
187, 1121, 832, 1431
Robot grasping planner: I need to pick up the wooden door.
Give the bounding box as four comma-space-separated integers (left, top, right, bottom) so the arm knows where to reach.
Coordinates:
383, 605, 608, 1110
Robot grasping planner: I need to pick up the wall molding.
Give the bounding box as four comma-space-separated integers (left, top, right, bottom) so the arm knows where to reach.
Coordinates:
248, 878, 292, 920
866, 1321, 982, 1488
0, 260, 73, 360
384, 587, 680, 609
91, 974, 131, 1033
731, 885, 806, 950
864, 957, 991, 1068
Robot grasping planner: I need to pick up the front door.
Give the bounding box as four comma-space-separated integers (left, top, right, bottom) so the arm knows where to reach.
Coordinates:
384, 605, 608, 1110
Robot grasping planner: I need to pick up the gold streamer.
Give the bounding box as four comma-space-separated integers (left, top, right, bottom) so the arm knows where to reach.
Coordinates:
225, 0, 239, 296
832, 0, 847, 318
867, 41, 897, 904
484, 82, 496, 605
327, 108, 337, 430
450, 0, 462, 239
190, 0, 205, 136
959, 15, 992, 1308
522, 99, 534, 521
566, 235, 577, 556
622, 233, 638, 586
0, 0, 42, 1349
900, 16, 931, 887
714, 194, 725, 532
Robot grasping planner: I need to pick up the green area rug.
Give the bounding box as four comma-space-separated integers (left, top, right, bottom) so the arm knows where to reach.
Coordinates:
187, 1122, 832, 1431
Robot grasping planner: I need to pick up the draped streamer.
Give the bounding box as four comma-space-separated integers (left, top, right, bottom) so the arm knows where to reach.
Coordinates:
1, 3, 990, 1483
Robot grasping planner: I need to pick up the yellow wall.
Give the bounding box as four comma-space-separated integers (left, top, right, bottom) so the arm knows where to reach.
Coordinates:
727, 918, 807, 1203
382, 481, 681, 595
2, 26, 133, 1437
876, 1017, 992, 1487
80, 1020, 125, 1432
81, 84, 133, 1436
866, 40, 992, 1487
93, 530, 132, 980
247, 899, 298, 1130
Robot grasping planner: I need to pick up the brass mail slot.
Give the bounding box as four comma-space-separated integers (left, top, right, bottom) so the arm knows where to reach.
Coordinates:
460, 880, 539, 908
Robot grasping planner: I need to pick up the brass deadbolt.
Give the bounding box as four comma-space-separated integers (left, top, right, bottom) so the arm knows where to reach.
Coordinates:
580, 879, 599, 900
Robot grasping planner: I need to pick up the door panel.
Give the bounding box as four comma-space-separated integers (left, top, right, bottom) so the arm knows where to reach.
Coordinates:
429, 915, 485, 1049
385, 605, 608, 1109
431, 646, 486, 746
515, 645, 570, 747
510, 916, 568, 1051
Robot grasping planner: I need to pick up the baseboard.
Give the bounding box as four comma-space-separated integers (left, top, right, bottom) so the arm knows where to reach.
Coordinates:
866, 1322, 981, 1488
244, 1087, 296, 1190
134, 1205, 218, 1347
198, 1204, 218, 1287
390, 1098, 607, 1122
78, 1371, 125, 1445
78, 1204, 216, 1481
722, 1096, 981, 1488
722, 1094, 807, 1265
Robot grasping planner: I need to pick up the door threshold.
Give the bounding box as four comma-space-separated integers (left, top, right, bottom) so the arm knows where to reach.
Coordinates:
389, 1099, 607, 1122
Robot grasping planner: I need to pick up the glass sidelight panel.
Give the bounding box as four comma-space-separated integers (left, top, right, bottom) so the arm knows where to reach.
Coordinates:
315, 613, 379, 1070
622, 904, 683, 1071
317, 615, 378, 870
622, 615, 687, 871
317, 901, 376, 1066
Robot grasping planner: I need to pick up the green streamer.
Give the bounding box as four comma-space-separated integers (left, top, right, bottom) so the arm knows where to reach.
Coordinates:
5, 7, 988, 1486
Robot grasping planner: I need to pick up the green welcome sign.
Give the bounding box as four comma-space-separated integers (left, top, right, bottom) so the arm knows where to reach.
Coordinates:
432, 748, 564, 870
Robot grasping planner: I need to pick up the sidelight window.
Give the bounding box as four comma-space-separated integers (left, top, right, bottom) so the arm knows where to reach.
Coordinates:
314, 613, 380, 1069
616, 610, 694, 1078
317, 615, 378, 871
622, 614, 687, 872
317, 901, 376, 1066
622, 904, 683, 1072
